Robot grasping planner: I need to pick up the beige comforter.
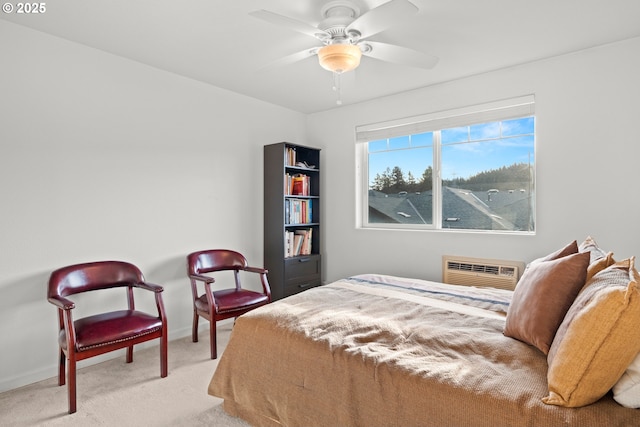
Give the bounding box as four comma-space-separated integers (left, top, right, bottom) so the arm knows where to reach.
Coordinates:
209, 274, 638, 426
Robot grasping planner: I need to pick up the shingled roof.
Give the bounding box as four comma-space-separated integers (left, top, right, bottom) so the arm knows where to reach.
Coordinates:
368, 187, 533, 231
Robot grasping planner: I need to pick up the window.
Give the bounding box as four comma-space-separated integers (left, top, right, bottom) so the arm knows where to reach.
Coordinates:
357, 96, 535, 233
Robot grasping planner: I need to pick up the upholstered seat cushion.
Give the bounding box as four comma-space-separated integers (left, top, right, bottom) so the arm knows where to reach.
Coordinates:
195, 289, 270, 314
59, 310, 163, 351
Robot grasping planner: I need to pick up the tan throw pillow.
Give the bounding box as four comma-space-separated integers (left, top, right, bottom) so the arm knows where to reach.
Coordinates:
504, 250, 589, 355
544, 257, 640, 407
585, 251, 615, 282
578, 235, 608, 263
578, 236, 615, 281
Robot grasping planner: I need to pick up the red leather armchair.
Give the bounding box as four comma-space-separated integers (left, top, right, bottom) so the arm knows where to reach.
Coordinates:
47, 261, 168, 414
186, 249, 271, 359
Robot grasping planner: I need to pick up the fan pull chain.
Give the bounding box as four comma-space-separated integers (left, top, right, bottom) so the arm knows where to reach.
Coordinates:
332, 72, 343, 105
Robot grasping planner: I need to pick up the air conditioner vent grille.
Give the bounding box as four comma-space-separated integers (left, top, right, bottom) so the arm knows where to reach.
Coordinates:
442, 256, 523, 291
447, 261, 501, 275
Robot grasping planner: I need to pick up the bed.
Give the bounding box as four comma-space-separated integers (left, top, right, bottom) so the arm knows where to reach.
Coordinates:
209, 242, 640, 426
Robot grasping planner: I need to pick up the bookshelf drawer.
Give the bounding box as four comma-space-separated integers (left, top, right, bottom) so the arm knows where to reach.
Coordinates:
284, 278, 321, 297
284, 255, 321, 281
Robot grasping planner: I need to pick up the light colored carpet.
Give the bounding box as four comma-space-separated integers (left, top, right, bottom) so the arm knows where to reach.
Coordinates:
0, 323, 250, 427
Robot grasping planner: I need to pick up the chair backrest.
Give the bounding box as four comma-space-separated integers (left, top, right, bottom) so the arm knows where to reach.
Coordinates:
186, 249, 248, 275
48, 260, 144, 299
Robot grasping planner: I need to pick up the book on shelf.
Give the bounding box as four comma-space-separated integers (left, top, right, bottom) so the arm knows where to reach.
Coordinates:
291, 174, 309, 196
295, 228, 312, 255
285, 228, 313, 257
293, 233, 304, 256
285, 199, 312, 224
284, 230, 296, 257
286, 147, 296, 166
284, 230, 292, 257
285, 173, 310, 196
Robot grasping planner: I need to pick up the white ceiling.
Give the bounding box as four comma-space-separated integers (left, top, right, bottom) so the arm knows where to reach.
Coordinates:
2, 0, 639, 114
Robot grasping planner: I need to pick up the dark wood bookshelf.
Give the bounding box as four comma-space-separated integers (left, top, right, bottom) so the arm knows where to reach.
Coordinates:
264, 142, 321, 301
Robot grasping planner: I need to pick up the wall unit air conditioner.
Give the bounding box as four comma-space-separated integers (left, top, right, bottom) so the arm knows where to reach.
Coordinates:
442, 255, 525, 290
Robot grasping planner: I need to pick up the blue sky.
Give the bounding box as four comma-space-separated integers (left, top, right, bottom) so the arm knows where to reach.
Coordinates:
368, 117, 534, 183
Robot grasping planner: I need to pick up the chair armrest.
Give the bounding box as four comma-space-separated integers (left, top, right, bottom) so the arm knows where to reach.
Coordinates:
245, 266, 268, 275
48, 295, 75, 310
245, 266, 271, 300
134, 281, 164, 293
189, 273, 215, 284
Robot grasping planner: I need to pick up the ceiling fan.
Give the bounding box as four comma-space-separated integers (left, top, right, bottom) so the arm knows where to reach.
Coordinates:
250, 0, 439, 74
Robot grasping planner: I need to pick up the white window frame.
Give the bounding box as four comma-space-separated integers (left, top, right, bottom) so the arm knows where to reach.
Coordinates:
356, 95, 535, 233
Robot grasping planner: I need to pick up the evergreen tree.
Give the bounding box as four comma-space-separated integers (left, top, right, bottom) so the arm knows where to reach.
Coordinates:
418, 166, 433, 192
373, 162, 531, 193
390, 166, 406, 192
407, 171, 416, 192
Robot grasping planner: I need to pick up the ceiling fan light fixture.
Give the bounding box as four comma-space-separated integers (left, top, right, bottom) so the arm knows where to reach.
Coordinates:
317, 44, 362, 73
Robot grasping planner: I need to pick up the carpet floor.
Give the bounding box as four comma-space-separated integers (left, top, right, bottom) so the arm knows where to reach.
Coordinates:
0, 323, 250, 426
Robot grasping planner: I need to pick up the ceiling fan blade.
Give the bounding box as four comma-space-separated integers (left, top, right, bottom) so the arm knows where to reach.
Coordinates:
361, 41, 439, 69
260, 48, 319, 70
249, 10, 330, 41
346, 0, 418, 40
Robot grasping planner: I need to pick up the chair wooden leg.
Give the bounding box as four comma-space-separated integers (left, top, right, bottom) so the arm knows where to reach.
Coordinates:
160, 333, 168, 378
209, 319, 217, 359
58, 348, 66, 386
126, 345, 133, 363
68, 358, 77, 414
192, 311, 199, 343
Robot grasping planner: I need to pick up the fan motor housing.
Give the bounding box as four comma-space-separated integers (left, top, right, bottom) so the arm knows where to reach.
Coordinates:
319, 1, 360, 38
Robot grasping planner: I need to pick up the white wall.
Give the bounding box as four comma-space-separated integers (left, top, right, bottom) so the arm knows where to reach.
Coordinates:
0, 21, 306, 392
307, 37, 640, 284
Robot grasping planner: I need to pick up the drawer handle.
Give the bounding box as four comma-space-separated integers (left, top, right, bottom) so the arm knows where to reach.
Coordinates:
298, 257, 311, 263
298, 283, 313, 289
